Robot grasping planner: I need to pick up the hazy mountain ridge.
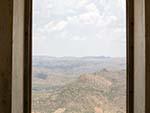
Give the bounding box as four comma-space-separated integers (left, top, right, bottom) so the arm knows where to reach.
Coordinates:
33, 56, 126, 75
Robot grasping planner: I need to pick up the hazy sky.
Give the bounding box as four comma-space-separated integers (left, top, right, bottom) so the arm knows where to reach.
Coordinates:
33, 0, 126, 57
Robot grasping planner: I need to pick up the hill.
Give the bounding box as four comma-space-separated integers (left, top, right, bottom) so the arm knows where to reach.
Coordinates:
32, 56, 126, 113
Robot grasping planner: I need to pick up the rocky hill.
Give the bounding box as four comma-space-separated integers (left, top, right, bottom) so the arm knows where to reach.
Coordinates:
32, 56, 126, 113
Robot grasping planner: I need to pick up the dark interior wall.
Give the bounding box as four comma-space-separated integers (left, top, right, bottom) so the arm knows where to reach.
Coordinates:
0, 0, 13, 113
145, 0, 150, 112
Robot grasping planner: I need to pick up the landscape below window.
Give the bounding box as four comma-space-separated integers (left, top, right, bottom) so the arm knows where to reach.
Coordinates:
32, 56, 126, 113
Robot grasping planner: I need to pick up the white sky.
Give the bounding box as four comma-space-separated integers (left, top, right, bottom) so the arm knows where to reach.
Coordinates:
33, 0, 126, 57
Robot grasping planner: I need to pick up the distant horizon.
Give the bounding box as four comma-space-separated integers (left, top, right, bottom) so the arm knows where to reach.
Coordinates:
32, 55, 126, 58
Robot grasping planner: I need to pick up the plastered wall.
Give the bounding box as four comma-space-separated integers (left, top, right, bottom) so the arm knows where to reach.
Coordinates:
12, 0, 24, 112
0, 0, 24, 113
134, 0, 145, 113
